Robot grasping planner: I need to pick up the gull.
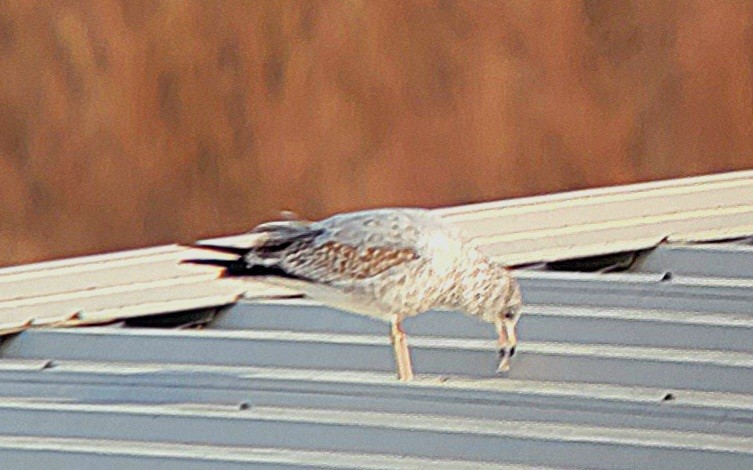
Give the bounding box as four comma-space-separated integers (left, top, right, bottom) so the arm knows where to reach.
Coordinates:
186, 208, 522, 381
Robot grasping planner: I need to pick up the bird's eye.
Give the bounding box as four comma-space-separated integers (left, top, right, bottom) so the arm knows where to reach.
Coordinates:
503, 311, 515, 320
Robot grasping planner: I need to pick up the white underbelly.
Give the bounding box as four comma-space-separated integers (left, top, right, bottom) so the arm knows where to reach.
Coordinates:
305, 284, 390, 320
262, 277, 392, 321
256, 260, 451, 322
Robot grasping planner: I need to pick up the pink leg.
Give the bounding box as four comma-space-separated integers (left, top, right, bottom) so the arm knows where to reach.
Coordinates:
390, 316, 414, 381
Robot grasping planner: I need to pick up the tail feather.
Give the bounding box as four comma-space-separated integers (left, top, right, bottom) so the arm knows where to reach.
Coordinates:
189, 222, 317, 264
181, 258, 301, 279
250, 220, 318, 239
192, 244, 250, 256
184, 218, 322, 281
246, 221, 323, 265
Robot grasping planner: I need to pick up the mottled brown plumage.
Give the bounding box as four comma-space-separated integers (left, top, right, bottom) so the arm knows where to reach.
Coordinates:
193, 208, 522, 380
292, 241, 419, 281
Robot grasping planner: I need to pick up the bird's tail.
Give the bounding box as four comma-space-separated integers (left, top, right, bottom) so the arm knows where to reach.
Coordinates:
181, 256, 298, 278
242, 218, 322, 267
190, 244, 249, 256
183, 216, 321, 278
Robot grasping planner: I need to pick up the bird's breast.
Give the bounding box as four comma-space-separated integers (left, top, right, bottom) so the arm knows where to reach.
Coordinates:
424, 232, 464, 276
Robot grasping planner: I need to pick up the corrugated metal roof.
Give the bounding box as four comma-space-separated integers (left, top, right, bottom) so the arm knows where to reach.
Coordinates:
0, 245, 292, 335
202, 169, 753, 267
2, 169, 753, 334
438, 169, 753, 264
2, 171, 753, 468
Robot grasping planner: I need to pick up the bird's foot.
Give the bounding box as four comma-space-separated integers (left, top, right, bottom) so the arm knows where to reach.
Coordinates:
497, 345, 516, 373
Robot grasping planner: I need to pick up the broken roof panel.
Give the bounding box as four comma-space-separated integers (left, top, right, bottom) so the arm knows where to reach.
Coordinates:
0, 245, 291, 334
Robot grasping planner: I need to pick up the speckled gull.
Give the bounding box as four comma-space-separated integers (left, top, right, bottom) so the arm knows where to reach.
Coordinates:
188, 208, 522, 381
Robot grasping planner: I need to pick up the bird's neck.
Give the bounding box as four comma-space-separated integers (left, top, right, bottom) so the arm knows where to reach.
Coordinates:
435, 255, 512, 323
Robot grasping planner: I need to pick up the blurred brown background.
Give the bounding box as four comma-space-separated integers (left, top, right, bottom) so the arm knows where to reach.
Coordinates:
1, 0, 752, 266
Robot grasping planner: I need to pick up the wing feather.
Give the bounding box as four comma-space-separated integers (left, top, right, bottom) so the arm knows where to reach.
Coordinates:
278, 209, 436, 283
281, 240, 419, 283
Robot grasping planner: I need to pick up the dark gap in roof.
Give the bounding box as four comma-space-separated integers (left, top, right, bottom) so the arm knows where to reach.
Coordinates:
124, 308, 219, 329
693, 236, 753, 245
544, 250, 645, 273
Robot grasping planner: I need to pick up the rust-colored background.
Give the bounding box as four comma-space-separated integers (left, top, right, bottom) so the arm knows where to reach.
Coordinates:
1, 1, 752, 266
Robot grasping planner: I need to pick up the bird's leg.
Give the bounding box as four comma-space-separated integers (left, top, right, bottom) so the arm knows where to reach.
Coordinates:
496, 319, 518, 373
390, 315, 414, 381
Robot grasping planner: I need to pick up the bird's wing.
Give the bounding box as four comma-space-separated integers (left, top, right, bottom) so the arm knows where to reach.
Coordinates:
279, 209, 436, 284
314, 208, 450, 249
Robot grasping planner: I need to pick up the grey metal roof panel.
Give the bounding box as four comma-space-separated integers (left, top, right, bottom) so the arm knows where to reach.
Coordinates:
0, 436, 537, 470
0, 399, 750, 469
4, 325, 753, 394
215, 300, 753, 352
515, 270, 753, 314
1, 360, 753, 438
2, 284, 751, 467
632, 243, 753, 278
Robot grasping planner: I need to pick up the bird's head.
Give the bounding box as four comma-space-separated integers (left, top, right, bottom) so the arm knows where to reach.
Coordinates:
450, 257, 523, 373
493, 276, 522, 373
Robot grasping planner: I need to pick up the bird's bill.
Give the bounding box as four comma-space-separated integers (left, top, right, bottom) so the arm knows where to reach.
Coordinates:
497, 321, 517, 373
